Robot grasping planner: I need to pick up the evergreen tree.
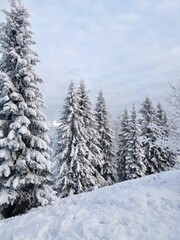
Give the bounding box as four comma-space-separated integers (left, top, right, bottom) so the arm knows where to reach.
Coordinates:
114, 113, 121, 152
139, 97, 176, 175
95, 90, 117, 184
139, 97, 159, 175
125, 105, 146, 179
77, 81, 104, 173
0, 0, 54, 218
53, 81, 105, 197
167, 80, 180, 151
116, 109, 129, 181
168, 80, 180, 124
154, 103, 176, 171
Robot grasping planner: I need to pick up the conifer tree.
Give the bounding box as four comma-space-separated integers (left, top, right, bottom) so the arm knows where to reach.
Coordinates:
168, 80, 180, 151
139, 97, 158, 175
116, 109, 129, 181
154, 103, 176, 171
168, 80, 180, 123
0, 0, 54, 218
114, 113, 121, 152
77, 81, 104, 173
140, 97, 176, 175
53, 82, 105, 197
95, 90, 117, 184
125, 105, 146, 179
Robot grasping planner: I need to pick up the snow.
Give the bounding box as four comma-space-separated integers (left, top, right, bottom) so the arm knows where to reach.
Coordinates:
0, 170, 179, 240
0, 190, 11, 205
0, 189, 17, 206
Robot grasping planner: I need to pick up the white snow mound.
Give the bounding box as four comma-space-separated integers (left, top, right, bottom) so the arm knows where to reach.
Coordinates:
0, 170, 180, 240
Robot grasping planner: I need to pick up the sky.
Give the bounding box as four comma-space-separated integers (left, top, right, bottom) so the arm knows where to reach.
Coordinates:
0, 0, 180, 120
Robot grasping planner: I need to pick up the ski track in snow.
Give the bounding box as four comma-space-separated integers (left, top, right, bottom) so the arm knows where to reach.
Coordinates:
0, 170, 180, 240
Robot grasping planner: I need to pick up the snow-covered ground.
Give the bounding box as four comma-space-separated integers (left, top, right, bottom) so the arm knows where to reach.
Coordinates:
0, 170, 179, 240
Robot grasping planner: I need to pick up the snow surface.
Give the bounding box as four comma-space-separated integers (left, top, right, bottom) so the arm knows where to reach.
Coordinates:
0, 170, 180, 240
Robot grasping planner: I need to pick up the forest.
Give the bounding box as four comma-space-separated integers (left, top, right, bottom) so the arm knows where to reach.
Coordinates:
0, 0, 179, 222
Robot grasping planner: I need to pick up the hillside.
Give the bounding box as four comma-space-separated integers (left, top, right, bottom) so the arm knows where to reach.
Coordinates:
0, 170, 180, 240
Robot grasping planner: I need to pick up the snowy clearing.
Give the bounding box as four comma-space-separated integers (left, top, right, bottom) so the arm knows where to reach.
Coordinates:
0, 170, 180, 240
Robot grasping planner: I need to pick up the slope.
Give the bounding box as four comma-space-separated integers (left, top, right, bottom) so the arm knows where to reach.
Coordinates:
0, 170, 180, 240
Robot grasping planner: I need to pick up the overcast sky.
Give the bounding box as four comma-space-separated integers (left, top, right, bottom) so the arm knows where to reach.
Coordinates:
0, 0, 180, 120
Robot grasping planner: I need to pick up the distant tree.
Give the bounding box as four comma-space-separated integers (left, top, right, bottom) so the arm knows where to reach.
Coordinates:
139, 97, 177, 175
95, 90, 117, 184
153, 103, 176, 171
114, 113, 121, 152
168, 80, 180, 149
139, 97, 159, 175
77, 81, 104, 174
53, 82, 105, 197
125, 105, 146, 179
168, 80, 180, 123
116, 109, 129, 181
0, 0, 54, 218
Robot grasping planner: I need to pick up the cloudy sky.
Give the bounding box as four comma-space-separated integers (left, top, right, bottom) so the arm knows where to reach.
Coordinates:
0, 0, 180, 120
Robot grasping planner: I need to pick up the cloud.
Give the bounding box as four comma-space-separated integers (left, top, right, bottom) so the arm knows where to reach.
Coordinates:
135, 0, 180, 14
0, 0, 180, 120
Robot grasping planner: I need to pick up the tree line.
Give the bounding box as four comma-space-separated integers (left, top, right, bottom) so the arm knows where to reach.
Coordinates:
52, 81, 117, 198
52, 81, 176, 198
0, 0, 178, 219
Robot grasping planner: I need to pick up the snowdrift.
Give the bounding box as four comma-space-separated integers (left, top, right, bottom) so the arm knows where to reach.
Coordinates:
0, 170, 180, 240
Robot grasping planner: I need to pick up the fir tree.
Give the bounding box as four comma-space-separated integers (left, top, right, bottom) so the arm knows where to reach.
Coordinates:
154, 103, 176, 171
125, 105, 146, 179
53, 82, 105, 197
0, 0, 54, 218
139, 97, 159, 175
77, 81, 103, 174
114, 113, 121, 152
116, 109, 129, 181
168, 80, 180, 151
95, 90, 117, 184
139, 97, 176, 175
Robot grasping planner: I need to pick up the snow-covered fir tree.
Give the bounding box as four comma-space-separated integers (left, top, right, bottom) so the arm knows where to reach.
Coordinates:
53, 81, 106, 198
95, 90, 117, 184
139, 97, 159, 175
153, 103, 176, 171
0, 0, 54, 218
114, 113, 121, 152
116, 109, 130, 181
168, 80, 180, 124
139, 97, 177, 175
167, 80, 180, 152
77, 81, 104, 174
125, 105, 146, 180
